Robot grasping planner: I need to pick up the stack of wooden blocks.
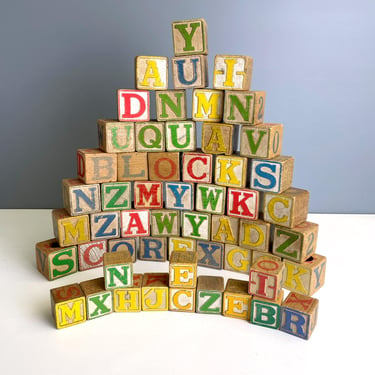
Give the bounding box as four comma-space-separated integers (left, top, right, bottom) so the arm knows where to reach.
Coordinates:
37, 18, 327, 340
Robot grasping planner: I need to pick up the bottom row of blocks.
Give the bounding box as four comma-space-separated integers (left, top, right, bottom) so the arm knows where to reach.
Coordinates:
51, 274, 318, 340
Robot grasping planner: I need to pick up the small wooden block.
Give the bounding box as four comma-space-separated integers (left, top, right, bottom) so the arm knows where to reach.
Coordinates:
196, 275, 224, 314
227, 187, 259, 220
223, 279, 252, 320
213, 55, 253, 91
148, 152, 180, 181
211, 215, 239, 245
168, 237, 196, 259
165, 121, 196, 152
78, 239, 107, 271
224, 244, 252, 274
135, 56, 168, 90
169, 250, 198, 288
108, 238, 137, 263
272, 221, 319, 263
117, 152, 148, 181
192, 89, 224, 122
139, 237, 167, 262
97, 119, 135, 153
77, 148, 117, 184
50, 283, 86, 329
250, 155, 294, 193
240, 124, 283, 159
101, 182, 132, 211
118, 89, 150, 122
196, 240, 224, 270
141, 273, 169, 311
182, 211, 211, 240
35, 239, 78, 280
165, 182, 194, 211
280, 292, 319, 340
135, 122, 165, 152
171, 55, 208, 89
214, 155, 248, 188
196, 183, 226, 215
201, 122, 234, 155
150, 209, 180, 237
169, 288, 196, 312
113, 274, 143, 313
103, 251, 133, 290
156, 90, 187, 121
239, 218, 271, 252
172, 18, 208, 56
90, 211, 120, 240
134, 181, 163, 209
223, 90, 266, 125
182, 152, 213, 184
263, 187, 310, 228
80, 277, 113, 319
121, 209, 150, 238
252, 251, 281, 265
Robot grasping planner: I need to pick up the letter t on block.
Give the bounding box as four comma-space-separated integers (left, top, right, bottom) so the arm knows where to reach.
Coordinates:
103, 251, 133, 290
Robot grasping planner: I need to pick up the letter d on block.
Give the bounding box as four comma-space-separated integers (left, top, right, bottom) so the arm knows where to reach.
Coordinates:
118, 89, 150, 122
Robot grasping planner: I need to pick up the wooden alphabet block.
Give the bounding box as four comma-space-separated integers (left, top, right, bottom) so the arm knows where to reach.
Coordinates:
118, 89, 150, 122
135, 122, 165, 152
169, 250, 197, 288
168, 237, 196, 259
263, 187, 310, 228
182, 152, 213, 184
239, 219, 271, 252
172, 18, 208, 56
78, 240, 107, 271
213, 55, 253, 91
223, 279, 252, 320
165, 121, 196, 152
135, 56, 168, 90
201, 122, 234, 155
35, 239, 78, 280
196, 276, 224, 314
196, 240, 224, 270
227, 187, 259, 220
150, 209, 180, 237
113, 274, 143, 313
134, 181, 163, 209
101, 182, 132, 211
169, 288, 196, 312
252, 251, 281, 265
97, 119, 135, 153
141, 273, 169, 311
50, 283, 86, 329
139, 237, 167, 262
90, 211, 120, 240
108, 238, 137, 262
214, 155, 248, 188
196, 183, 226, 215
211, 215, 239, 245
280, 292, 319, 340
192, 89, 224, 122
117, 152, 148, 181
224, 244, 251, 274
156, 90, 187, 121
80, 277, 113, 319
77, 148, 117, 184
171, 55, 208, 89
121, 209, 150, 238
148, 152, 180, 181
103, 251, 133, 290
165, 182, 194, 211
182, 211, 211, 240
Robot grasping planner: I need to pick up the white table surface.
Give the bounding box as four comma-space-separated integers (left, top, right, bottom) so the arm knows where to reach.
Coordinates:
0, 210, 373, 375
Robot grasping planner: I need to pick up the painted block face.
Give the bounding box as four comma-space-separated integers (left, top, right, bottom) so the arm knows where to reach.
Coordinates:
78, 240, 107, 271
118, 89, 150, 122
252, 251, 281, 265
168, 237, 196, 259
114, 274, 143, 312
196, 184, 226, 215
103, 251, 133, 290
134, 181, 163, 209
182, 211, 211, 240
97, 119, 135, 153
50, 283, 86, 329
141, 273, 169, 311
101, 182, 131, 211
280, 292, 319, 340
169, 250, 197, 288
35, 239, 78, 281
227, 187, 259, 220
223, 279, 252, 320
213, 55, 253, 91
250, 156, 294, 194
239, 219, 271, 252
77, 149, 117, 184
165, 121, 196, 152
139, 237, 167, 262
148, 152, 180, 181
108, 238, 137, 262
211, 215, 239, 245
196, 240, 224, 270
192, 89, 224, 122
182, 152, 213, 184
169, 288, 196, 312
240, 124, 283, 159
214, 155, 248, 188
156, 90, 186, 121
90, 211, 120, 240
135, 122, 165, 152
151, 210, 180, 237
171, 55, 208, 89
224, 244, 251, 274
165, 182, 194, 211
172, 18, 208, 56
201, 123, 234, 155
121, 209, 150, 238
272, 221, 319, 263
117, 152, 148, 181
223, 90, 266, 125
136, 56, 168, 90
196, 276, 224, 314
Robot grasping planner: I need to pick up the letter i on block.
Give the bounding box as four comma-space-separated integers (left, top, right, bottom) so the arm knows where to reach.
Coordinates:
103, 251, 133, 290
118, 89, 150, 122
97, 119, 135, 153
135, 56, 168, 90
169, 250, 197, 288
223, 279, 252, 320
114, 274, 143, 313
196, 276, 224, 314
142, 273, 169, 311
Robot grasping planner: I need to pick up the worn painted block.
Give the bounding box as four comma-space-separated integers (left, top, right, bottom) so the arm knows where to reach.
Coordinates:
118, 89, 150, 122
165, 182, 194, 211
35, 239, 78, 281
211, 215, 239, 245
280, 292, 319, 340
201, 122, 234, 155
156, 90, 186, 121
101, 182, 132, 211
134, 181, 163, 209
108, 238, 137, 262
196, 276, 224, 314
121, 209, 150, 237
196, 240, 224, 270
227, 187, 259, 220
252, 251, 281, 265
168, 237, 196, 259
224, 244, 251, 274
135, 56, 168, 90
97, 119, 135, 153
182, 211, 211, 240
263, 187, 310, 228
117, 152, 148, 181
103, 251, 133, 290
214, 155, 248, 188
192, 89, 224, 122
169, 288, 196, 312
169, 250, 197, 288
196, 184, 226, 215
171, 55, 208, 89
90, 211, 120, 240
113, 274, 143, 313
239, 219, 271, 252
182, 152, 213, 184
50, 283, 86, 329
150, 209, 180, 237
141, 273, 169, 311
165, 121, 196, 152
77, 149, 117, 184
135, 122, 165, 152
148, 152, 180, 181
78, 240, 107, 271
139, 237, 167, 262
223, 279, 252, 320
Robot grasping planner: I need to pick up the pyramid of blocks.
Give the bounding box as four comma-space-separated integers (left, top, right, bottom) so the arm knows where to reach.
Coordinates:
36, 18, 326, 340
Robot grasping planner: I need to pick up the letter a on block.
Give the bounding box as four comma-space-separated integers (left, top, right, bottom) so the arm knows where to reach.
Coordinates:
136, 56, 168, 90
121, 210, 150, 237
118, 89, 150, 122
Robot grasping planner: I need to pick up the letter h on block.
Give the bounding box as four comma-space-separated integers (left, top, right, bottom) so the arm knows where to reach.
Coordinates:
114, 274, 143, 313
103, 251, 133, 290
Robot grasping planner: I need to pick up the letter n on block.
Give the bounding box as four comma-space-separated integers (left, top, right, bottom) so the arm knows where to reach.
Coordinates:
223, 279, 252, 320
141, 273, 169, 311
103, 251, 133, 290
156, 90, 187, 121
196, 276, 224, 314
114, 274, 143, 313
118, 89, 150, 122
121, 209, 150, 238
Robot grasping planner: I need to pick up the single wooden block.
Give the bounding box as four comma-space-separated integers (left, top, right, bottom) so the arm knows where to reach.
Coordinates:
263, 187, 310, 228
213, 55, 253, 91
195, 183, 226, 215
227, 187, 259, 220
135, 122, 165, 152
139, 237, 167, 262
118, 89, 150, 122
223, 279, 252, 320
141, 273, 169, 311
169, 288, 196, 312
172, 18, 208, 56
50, 283, 86, 329
52, 208, 90, 247
134, 181, 163, 209
201, 122, 234, 155
156, 90, 187, 121
240, 123, 283, 159
223, 90, 266, 125
121, 209, 150, 237
224, 244, 251, 274
196, 240, 224, 270
117, 152, 148, 181
211, 215, 239, 245
182, 211, 211, 241
239, 219, 271, 252
135, 56, 168, 90
165, 121, 196, 152
272, 221, 319, 263
151, 209, 180, 237
192, 89, 224, 122
80, 277, 113, 319
169, 250, 198, 288
280, 292, 319, 340
214, 155, 248, 188
90, 211, 120, 240
77, 149, 117, 184
182, 151, 213, 184
252, 251, 281, 265
168, 237, 196, 259
101, 182, 132, 211
35, 239, 78, 281
250, 155, 294, 193
165, 182, 194, 211
108, 238, 137, 263
171, 55, 208, 89
78, 239, 107, 271
113, 274, 143, 313
148, 152, 180, 181
196, 275, 224, 314
249, 256, 285, 301
103, 251, 133, 290
97, 119, 135, 153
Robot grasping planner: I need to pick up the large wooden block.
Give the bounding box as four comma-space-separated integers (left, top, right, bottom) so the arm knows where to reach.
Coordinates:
224, 244, 251, 274
134, 181, 163, 209
169, 288, 196, 313
169, 250, 197, 288
135, 56, 168, 90
171, 55, 208, 89
118, 89, 150, 122
252, 251, 281, 265
35, 239, 78, 281
182, 152, 213, 184
101, 182, 132, 211
227, 187, 259, 220
139, 237, 167, 262
121, 209, 150, 238
156, 90, 186, 121
135, 122, 165, 152
148, 152, 180, 181
108, 238, 137, 263
182, 211, 211, 240
196, 240, 224, 270
211, 215, 239, 245
50, 283, 86, 329
201, 122, 234, 155
151, 209, 180, 237
103, 251, 133, 290
280, 292, 319, 340
196, 276, 224, 314
192, 89, 224, 122
165, 182, 194, 211
172, 18, 208, 56
78, 240, 107, 271
239, 219, 271, 252
97, 119, 135, 153
117, 152, 148, 181
165, 121, 196, 152
168, 237, 196, 259
196, 183, 226, 215
77, 149, 117, 184
223, 279, 252, 320
141, 273, 169, 311
214, 155, 248, 188
90, 211, 120, 240
263, 187, 310, 228
113, 274, 143, 313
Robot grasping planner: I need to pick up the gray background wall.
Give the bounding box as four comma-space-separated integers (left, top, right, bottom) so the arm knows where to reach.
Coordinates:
1, 0, 374, 213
